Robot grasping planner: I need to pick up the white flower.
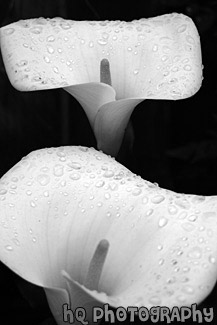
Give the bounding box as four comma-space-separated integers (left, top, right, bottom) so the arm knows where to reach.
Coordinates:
0, 13, 203, 156
0, 146, 216, 325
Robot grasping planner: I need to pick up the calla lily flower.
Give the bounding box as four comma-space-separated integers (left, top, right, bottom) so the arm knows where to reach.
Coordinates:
0, 13, 203, 156
0, 146, 217, 324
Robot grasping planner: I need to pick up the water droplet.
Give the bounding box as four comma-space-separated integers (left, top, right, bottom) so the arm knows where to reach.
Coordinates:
132, 188, 142, 196
70, 173, 81, 180
127, 47, 132, 52
43, 191, 49, 197
182, 285, 194, 295
182, 266, 190, 273
32, 237, 37, 243
106, 212, 111, 218
47, 35, 55, 42
209, 256, 216, 264
151, 195, 165, 204
98, 39, 107, 45
158, 217, 168, 228
4, 28, 15, 35
186, 35, 194, 44
159, 258, 164, 265
188, 214, 197, 222
53, 66, 59, 73
182, 222, 195, 232
53, 164, 64, 177
142, 196, 148, 204
47, 45, 55, 54
175, 198, 191, 209
105, 193, 111, 200
168, 205, 177, 215
177, 295, 186, 303
187, 247, 202, 259
178, 211, 187, 219
16, 60, 28, 67
161, 55, 169, 62
13, 238, 20, 246
68, 161, 81, 170
30, 26, 43, 34
133, 69, 139, 75
30, 200, 36, 208
0, 189, 7, 195
152, 44, 158, 52
89, 41, 94, 48
146, 209, 153, 217
5, 245, 13, 251
103, 170, 114, 178
177, 24, 187, 33
37, 174, 50, 186
157, 244, 163, 251
184, 65, 192, 71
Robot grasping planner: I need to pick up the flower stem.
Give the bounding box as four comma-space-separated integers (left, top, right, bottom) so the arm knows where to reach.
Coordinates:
84, 239, 109, 291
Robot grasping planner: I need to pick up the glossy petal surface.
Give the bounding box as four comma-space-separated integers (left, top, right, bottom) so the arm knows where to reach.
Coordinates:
0, 14, 202, 99
0, 146, 216, 316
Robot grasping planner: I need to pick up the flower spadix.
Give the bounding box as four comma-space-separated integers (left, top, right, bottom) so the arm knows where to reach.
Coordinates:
0, 146, 217, 324
0, 14, 203, 156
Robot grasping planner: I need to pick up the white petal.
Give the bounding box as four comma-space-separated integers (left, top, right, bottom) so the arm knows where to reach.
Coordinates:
0, 146, 216, 313
94, 98, 143, 156
64, 82, 115, 127
0, 14, 202, 99
44, 286, 70, 325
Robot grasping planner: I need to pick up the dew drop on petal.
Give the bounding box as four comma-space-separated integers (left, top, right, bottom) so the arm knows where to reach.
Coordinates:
146, 209, 153, 217
177, 295, 186, 303
53, 66, 59, 74
177, 24, 187, 33
132, 188, 142, 196
70, 173, 81, 180
181, 222, 195, 232
53, 164, 64, 177
182, 285, 194, 295
47, 35, 55, 42
187, 247, 202, 259
178, 211, 187, 219
68, 162, 81, 169
209, 256, 216, 264
183, 65, 192, 71
30, 26, 43, 34
142, 196, 148, 204
5, 245, 13, 251
151, 195, 165, 204
95, 180, 105, 188
105, 193, 111, 200
159, 258, 164, 265
168, 205, 178, 215
103, 170, 114, 178
47, 45, 55, 54
187, 214, 197, 222
37, 174, 50, 186
158, 217, 168, 228
30, 200, 36, 208
4, 28, 15, 35
0, 189, 7, 195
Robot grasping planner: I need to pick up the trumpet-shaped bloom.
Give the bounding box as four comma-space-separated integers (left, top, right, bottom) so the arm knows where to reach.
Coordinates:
0, 146, 216, 324
0, 14, 203, 155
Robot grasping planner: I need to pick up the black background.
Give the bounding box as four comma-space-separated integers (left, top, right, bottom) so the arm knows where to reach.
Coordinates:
0, 0, 217, 324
